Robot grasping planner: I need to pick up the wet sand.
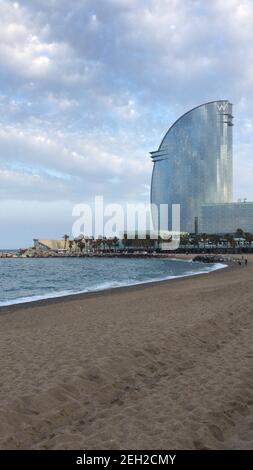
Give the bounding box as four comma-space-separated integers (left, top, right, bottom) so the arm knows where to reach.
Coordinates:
0, 256, 252, 449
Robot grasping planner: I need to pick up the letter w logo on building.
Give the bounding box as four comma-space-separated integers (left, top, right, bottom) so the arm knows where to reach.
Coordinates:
216, 102, 228, 112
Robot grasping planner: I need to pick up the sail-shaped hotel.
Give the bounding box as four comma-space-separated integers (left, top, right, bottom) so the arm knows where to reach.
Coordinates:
150, 101, 233, 233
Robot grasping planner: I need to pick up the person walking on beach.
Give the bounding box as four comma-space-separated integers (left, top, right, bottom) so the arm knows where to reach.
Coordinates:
245, 258, 248, 266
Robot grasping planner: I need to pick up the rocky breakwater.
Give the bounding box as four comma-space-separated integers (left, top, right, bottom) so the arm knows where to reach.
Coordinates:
193, 255, 226, 263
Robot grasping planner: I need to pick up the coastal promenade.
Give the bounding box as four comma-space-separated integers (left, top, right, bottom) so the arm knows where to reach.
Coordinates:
0, 257, 252, 449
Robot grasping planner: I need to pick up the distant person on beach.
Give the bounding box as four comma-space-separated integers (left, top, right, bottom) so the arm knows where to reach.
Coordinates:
245, 259, 248, 266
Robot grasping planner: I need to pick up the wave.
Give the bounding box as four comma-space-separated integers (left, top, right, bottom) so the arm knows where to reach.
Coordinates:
0, 262, 227, 308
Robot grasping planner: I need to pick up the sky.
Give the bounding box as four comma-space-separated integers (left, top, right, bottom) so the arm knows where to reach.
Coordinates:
0, 0, 253, 248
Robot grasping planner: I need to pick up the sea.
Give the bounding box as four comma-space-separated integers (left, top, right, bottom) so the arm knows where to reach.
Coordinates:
0, 257, 226, 307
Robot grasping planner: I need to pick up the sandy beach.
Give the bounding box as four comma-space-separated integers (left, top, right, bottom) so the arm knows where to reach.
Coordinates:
0, 256, 253, 450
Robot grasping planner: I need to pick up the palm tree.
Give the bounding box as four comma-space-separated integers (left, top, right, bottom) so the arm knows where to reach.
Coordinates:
245, 232, 253, 244
113, 236, 119, 252
78, 240, 85, 253
142, 237, 151, 253
223, 233, 233, 251
180, 233, 190, 248
201, 233, 208, 249
84, 236, 90, 253
133, 234, 142, 251
190, 233, 201, 249
74, 235, 84, 253
62, 234, 69, 249
91, 239, 97, 253
106, 238, 113, 253
92, 238, 102, 253
209, 234, 220, 248
235, 228, 245, 238
102, 236, 108, 252
122, 233, 129, 252
143, 234, 156, 253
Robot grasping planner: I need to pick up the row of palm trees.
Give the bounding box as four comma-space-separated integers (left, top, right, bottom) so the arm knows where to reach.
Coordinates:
62, 234, 120, 253
121, 233, 158, 252
180, 229, 253, 249
61, 228, 253, 254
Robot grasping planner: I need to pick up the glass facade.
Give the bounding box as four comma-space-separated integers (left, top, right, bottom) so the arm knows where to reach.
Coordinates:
150, 101, 233, 233
200, 202, 253, 234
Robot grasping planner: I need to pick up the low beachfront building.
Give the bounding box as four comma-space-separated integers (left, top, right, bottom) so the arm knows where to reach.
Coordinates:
33, 239, 68, 251
118, 231, 185, 252
200, 202, 253, 234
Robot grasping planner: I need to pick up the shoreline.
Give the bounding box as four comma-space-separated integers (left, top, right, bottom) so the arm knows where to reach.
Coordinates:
0, 259, 228, 313
1, 251, 251, 260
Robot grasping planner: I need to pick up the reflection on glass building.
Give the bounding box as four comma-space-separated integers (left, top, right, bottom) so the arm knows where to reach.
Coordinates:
150, 101, 233, 233
200, 202, 253, 234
